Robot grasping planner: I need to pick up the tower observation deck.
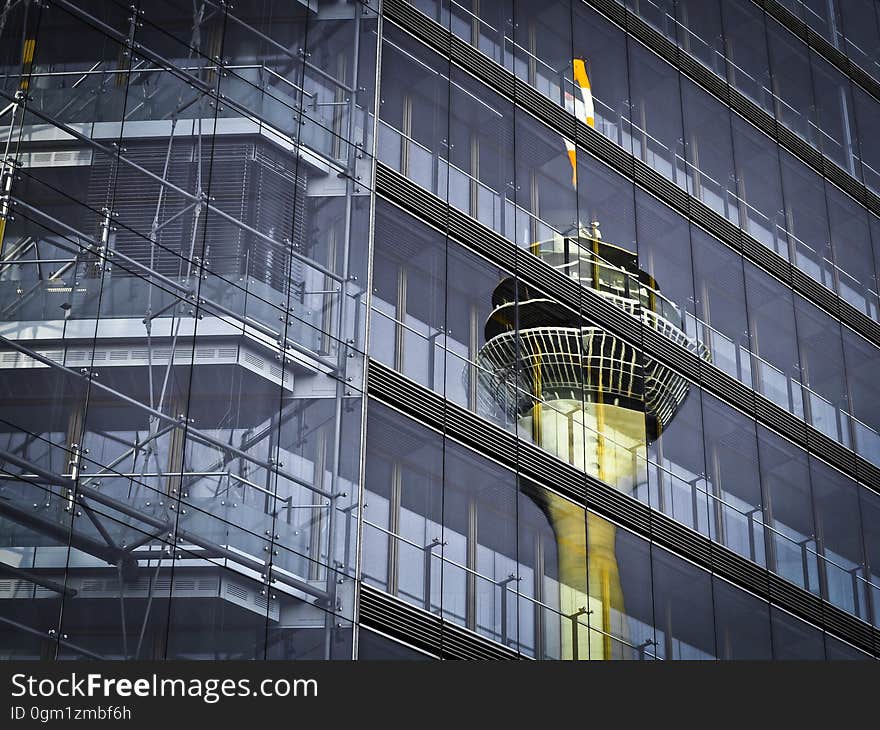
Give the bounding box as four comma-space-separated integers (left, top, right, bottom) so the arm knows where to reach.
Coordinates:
476, 223, 712, 659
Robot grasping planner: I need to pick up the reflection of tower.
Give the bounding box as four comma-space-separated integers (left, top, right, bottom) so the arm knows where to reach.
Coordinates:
476, 223, 710, 659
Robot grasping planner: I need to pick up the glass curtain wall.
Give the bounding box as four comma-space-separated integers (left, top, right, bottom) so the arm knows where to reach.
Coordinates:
369, 197, 880, 631
361, 398, 872, 659
0, 0, 380, 659
400, 0, 880, 328
377, 21, 880, 463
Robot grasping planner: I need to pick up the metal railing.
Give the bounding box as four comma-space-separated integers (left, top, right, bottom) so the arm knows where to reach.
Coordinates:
362, 517, 662, 659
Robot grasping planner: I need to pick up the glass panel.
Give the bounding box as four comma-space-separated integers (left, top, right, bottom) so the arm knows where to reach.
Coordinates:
577, 154, 637, 255
448, 67, 514, 239
445, 242, 512, 429
720, 0, 773, 115
770, 606, 825, 659
801, 0, 842, 48
758, 426, 819, 595
514, 109, 579, 250
21, 2, 132, 126
731, 116, 785, 256
858, 487, 880, 627
361, 401, 444, 612
0, 0, 378, 661
449, 0, 513, 70
744, 262, 802, 418
627, 0, 677, 41
767, 18, 818, 146
827, 181, 880, 320
441, 441, 518, 645
794, 295, 850, 445
839, 0, 880, 82
810, 458, 866, 618
644, 385, 709, 536
512, 0, 573, 110
518, 479, 587, 659
811, 53, 859, 177
369, 203, 446, 389
378, 26, 450, 201
713, 578, 772, 660
854, 86, 880, 196
675, 0, 725, 76
701, 393, 765, 565
357, 628, 434, 659
842, 328, 880, 467
690, 227, 751, 383
680, 79, 738, 225
627, 42, 685, 187
635, 190, 693, 327
571, 3, 631, 151
780, 150, 834, 292
592, 514, 657, 660
824, 634, 872, 660
164, 562, 269, 659
651, 546, 715, 660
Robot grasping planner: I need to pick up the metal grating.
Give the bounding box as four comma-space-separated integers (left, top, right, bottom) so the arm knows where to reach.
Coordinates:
454, 409, 519, 459
384, 0, 451, 54
376, 163, 449, 228
806, 429, 857, 473
518, 441, 587, 503
841, 303, 880, 343
649, 511, 713, 565
641, 328, 701, 381
822, 607, 874, 651
359, 583, 443, 657
768, 574, 825, 628
728, 94, 776, 137
741, 238, 792, 284
791, 269, 840, 316
513, 79, 576, 138
822, 158, 866, 206
754, 396, 808, 439
367, 362, 446, 429
358, 583, 519, 660
586, 479, 653, 534
441, 621, 520, 660
631, 160, 690, 215
577, 124, 635, 177
857, 458, 880, 490
776, 124, 824, 170
590, 0, 628, 27
626, 15, 678, 65
451, 37, 513, 96
679, 54, 728, 103
446, 210, 517, 273
710, 544, 770, 597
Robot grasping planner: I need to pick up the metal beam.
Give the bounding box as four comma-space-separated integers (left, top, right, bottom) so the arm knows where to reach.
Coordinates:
0, 473, 120, 566
0, 335, 335, 499
0, 447, 330, 601
0, 615, 105, 660
0, 562, 77, 597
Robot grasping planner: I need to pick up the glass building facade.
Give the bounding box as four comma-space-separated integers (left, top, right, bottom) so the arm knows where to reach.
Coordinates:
1, 0, 879, 660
